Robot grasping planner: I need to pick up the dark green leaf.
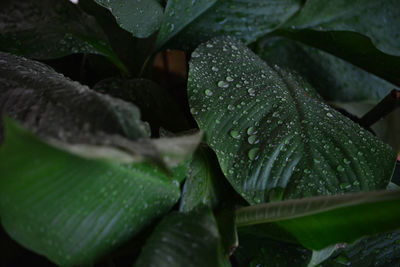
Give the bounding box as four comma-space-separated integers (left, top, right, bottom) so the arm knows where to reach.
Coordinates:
156, 0, 302, 50
93, 0, 163, 38
0, 119, 181, 266
94, 78, 190, 134
273, 30, 400, 86
0, 52, 202, 168
322, 231, 400, 267
180, 146, 232, 212
235, 190, 400, 250
0, 51, 149, 143
188, 37, 396, 204
134, 208, 231, 267
234, 231, 311, 267
253, 36, 396, 102
283, 0, 400, 56
0, 0, 127, 73
79, 0, 156, 75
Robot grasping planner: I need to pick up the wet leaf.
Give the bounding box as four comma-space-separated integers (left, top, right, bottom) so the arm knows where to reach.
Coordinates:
94, 0, 163, 38
188, 37, 396, 204
0, 119, 181, 266
0, 0, 126, 72
236, 190, 400, 250
156, 0, 302, 50
134, 208, 231, 267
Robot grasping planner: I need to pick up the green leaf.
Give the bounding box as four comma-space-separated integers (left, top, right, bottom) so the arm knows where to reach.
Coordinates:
283, 0, 400, 57
93, 0, 163, 38
188, 37, 396, 204
322, 231, 400, 267
0, 119, 181, 266
134, 208, 231, 267
0, 52, 202, 168
253, 36, 396, 103
0, 0, 127, 73
94, 78, 190, 134
235, 190, 400, 250
79, 0, 157, 75
156, 0, 302, 50
0, 51, 149, 143
273, 30, 400, 86
180, 146, 232, 212
234, 231, 311, 267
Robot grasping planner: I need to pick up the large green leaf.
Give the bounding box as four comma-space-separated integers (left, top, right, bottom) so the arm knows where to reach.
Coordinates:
322, 231, 400, 267
93, 0, 163, 38
94, 78, 190, 134
235, 190, 400, 250
283, 0, 400, 57
156, 0, 302, 50
0, 119, 181, 266
273, 30, 400, 86
0, 52, 149, 143
0, 0, 126, 72
0, 51, 202, 168
134, 208, 231, 267
253, 36, 396, 103
188, 37, 396, 204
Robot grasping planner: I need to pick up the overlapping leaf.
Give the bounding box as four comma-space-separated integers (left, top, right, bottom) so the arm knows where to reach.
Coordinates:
94, 0, 163, 38
283, 0, 400, 57
156, 0, 302, 50
0, 119, 181, 266
254, 36, 396, 102
0, 0, 126, 72
236, 190, 400, 250
188, 37, 396, 204
134, 208, 231, 267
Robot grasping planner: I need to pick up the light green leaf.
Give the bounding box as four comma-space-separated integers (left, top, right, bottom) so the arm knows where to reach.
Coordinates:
283, 0, 400, 57
134, 208, 231, 267
0, 119, 181, 266
94, 0, 163, 38
156, 0, 302, 50
0, 0, 127, 73
188, 37, 396, 204
254, 36, 396, 103
235, 190, 400, 250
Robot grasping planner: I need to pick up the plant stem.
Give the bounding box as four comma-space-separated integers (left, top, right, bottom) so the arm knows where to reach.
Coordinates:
359, 89, 400, 128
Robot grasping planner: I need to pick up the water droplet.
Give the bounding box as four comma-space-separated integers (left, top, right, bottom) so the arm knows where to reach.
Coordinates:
247, 127, 257, 135
211, 66, 219, 71
337, 165, 345, 172
313, 158, 321, 164
204, 89, 213, 96
357, 151, 363, 156
326, 112, 333, 118
231, 45, 238, 50
218, 80, 229, 88
247, 88, 255, 96
191, 51, 200, 58
340, 182, 351, 190
248, 147, 260, 160
226, 76, 234, 82
343, 158, 351, 165
353, 180, 360, 186
227, 104, 235, 111
230, 130, 241, 139
248, 135, 259, 144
